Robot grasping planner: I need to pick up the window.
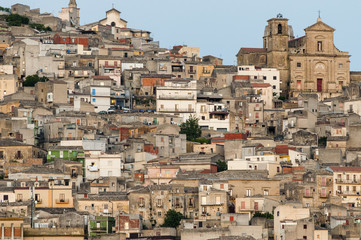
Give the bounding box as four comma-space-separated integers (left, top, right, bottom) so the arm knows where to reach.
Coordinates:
303, 224, 307, 229
157, 211, 162, 217
0, 151, 3, 159
35, 194, 41, 202
220, 184, 224, 189
273, 85, 276, 89
17, 194, 23, 202
59, 193, 65, 202
297, 62, 302, 67
92, 98, 96, 103
277, 24, 282, 34
264, 189, 269, 196
246, 189, 252, 197
317, 41, 323, 51
263, 76, 267, 80
3, 195, 8, 201
339, 63, 343, 68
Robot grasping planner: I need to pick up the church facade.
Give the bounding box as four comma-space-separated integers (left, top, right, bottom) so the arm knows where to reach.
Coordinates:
237, 15, 350, 100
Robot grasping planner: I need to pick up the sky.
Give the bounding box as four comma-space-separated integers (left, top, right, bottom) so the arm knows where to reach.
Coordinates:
2, 0, 361, 70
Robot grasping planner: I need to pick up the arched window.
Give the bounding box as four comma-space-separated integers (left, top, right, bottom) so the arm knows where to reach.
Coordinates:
111, 22, 116, 27
278, 24, 282, 34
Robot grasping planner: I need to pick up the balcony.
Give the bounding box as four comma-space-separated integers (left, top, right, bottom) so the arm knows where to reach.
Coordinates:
319, 194, 329, 198
336, 191, 361, 196
156, 204, 163, 208
336, 179, 361, 184
202, 70, 211, 74
175, 204, 183, 208
138, 203, 145, 208
87, 165, 99, 172
188, 69, 197, 74
303, 194, 313, 198
58, 65, 65, 70
158, 95, 195, 100
201, 202, 223, 206
254, 107, 261, 111
56, 199, 69, 204
158, 108, 195, 113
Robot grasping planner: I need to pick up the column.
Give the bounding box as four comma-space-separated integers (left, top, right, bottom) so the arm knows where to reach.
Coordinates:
11, 223, 14, 240
1, 223, 4, 240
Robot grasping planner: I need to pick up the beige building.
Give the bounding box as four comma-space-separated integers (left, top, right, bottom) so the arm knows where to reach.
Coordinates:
237, 15, 350, 99
0, 74, 18, 100
330, 166, 361, 206
58, 0, 80, 27
274, 204, 310, 240
75, 194, 129, 217
14, 180, 74, 208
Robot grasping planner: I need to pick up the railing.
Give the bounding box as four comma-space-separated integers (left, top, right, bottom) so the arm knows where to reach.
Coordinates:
188, 70, 196, 74
202, 70, 211, 74
158, 108, 195, 113
56, 199, 69, 204
158, 95, 195, 100
336, 191, 361, 196
303, 194, 313, 198
201, 202, 223, 206
336, 179, 361, 184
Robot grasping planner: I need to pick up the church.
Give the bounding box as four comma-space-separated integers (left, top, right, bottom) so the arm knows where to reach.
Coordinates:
236, 14, 350, 100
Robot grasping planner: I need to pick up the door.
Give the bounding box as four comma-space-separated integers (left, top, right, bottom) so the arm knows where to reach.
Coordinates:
317, 78, 323, 92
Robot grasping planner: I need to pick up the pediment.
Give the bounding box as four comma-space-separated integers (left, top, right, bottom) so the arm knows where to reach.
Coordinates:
305, 21, 335, 32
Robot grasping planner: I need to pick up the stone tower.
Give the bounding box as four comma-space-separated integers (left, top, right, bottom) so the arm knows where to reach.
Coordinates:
263, 14, 294, 96
59, 0, 80, 27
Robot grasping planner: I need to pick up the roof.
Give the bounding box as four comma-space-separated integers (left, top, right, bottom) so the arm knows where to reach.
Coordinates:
251, 83, 271, 88
93, 76, 112, 80
239, 48, 266, 53
0, 139, 32, 147
329, 167, 361, 173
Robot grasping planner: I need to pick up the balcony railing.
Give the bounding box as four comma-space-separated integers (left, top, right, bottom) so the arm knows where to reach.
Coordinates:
158, 95, 195, 100
56, 199, 69, 204
188, 70, 196, 74
336, 191, 361, 196
158, 108, 195, 113
201, 202, 224, 206
336, 179, 361, 184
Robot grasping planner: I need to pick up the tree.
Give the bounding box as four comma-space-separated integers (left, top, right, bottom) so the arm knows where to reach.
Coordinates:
216, 160, 227, 172
5, 14, 29, 26
23, 74, 48, 87
161, 210, 183, 228
180, 115, 201, 141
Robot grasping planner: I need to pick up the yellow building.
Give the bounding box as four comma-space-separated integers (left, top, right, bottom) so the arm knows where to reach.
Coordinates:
14, 180, 74, 208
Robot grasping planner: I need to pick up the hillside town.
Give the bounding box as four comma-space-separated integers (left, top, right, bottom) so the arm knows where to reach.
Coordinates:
0, 1, 361, 240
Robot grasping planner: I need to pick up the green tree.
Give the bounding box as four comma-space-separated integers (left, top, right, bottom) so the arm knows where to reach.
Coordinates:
216, 160, 227, 172
0, 6, 10, 13
253, 212, 274, 219
161, 210, 183, 228
29, 23, 52, 32
180, 115, 201, 141
23, 75, 48, 87
5, 14, 29, 26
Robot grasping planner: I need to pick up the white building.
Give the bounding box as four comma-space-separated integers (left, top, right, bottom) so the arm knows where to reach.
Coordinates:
195, 101, 230, 132
237, 65, 281, 97
90, 85, 111, 112
85, 151, 123, 180
156, 79, 197, 122
228, 155, 281, 177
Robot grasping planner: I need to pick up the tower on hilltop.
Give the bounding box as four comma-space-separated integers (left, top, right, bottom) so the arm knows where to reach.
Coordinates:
59, 0, 80, 27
